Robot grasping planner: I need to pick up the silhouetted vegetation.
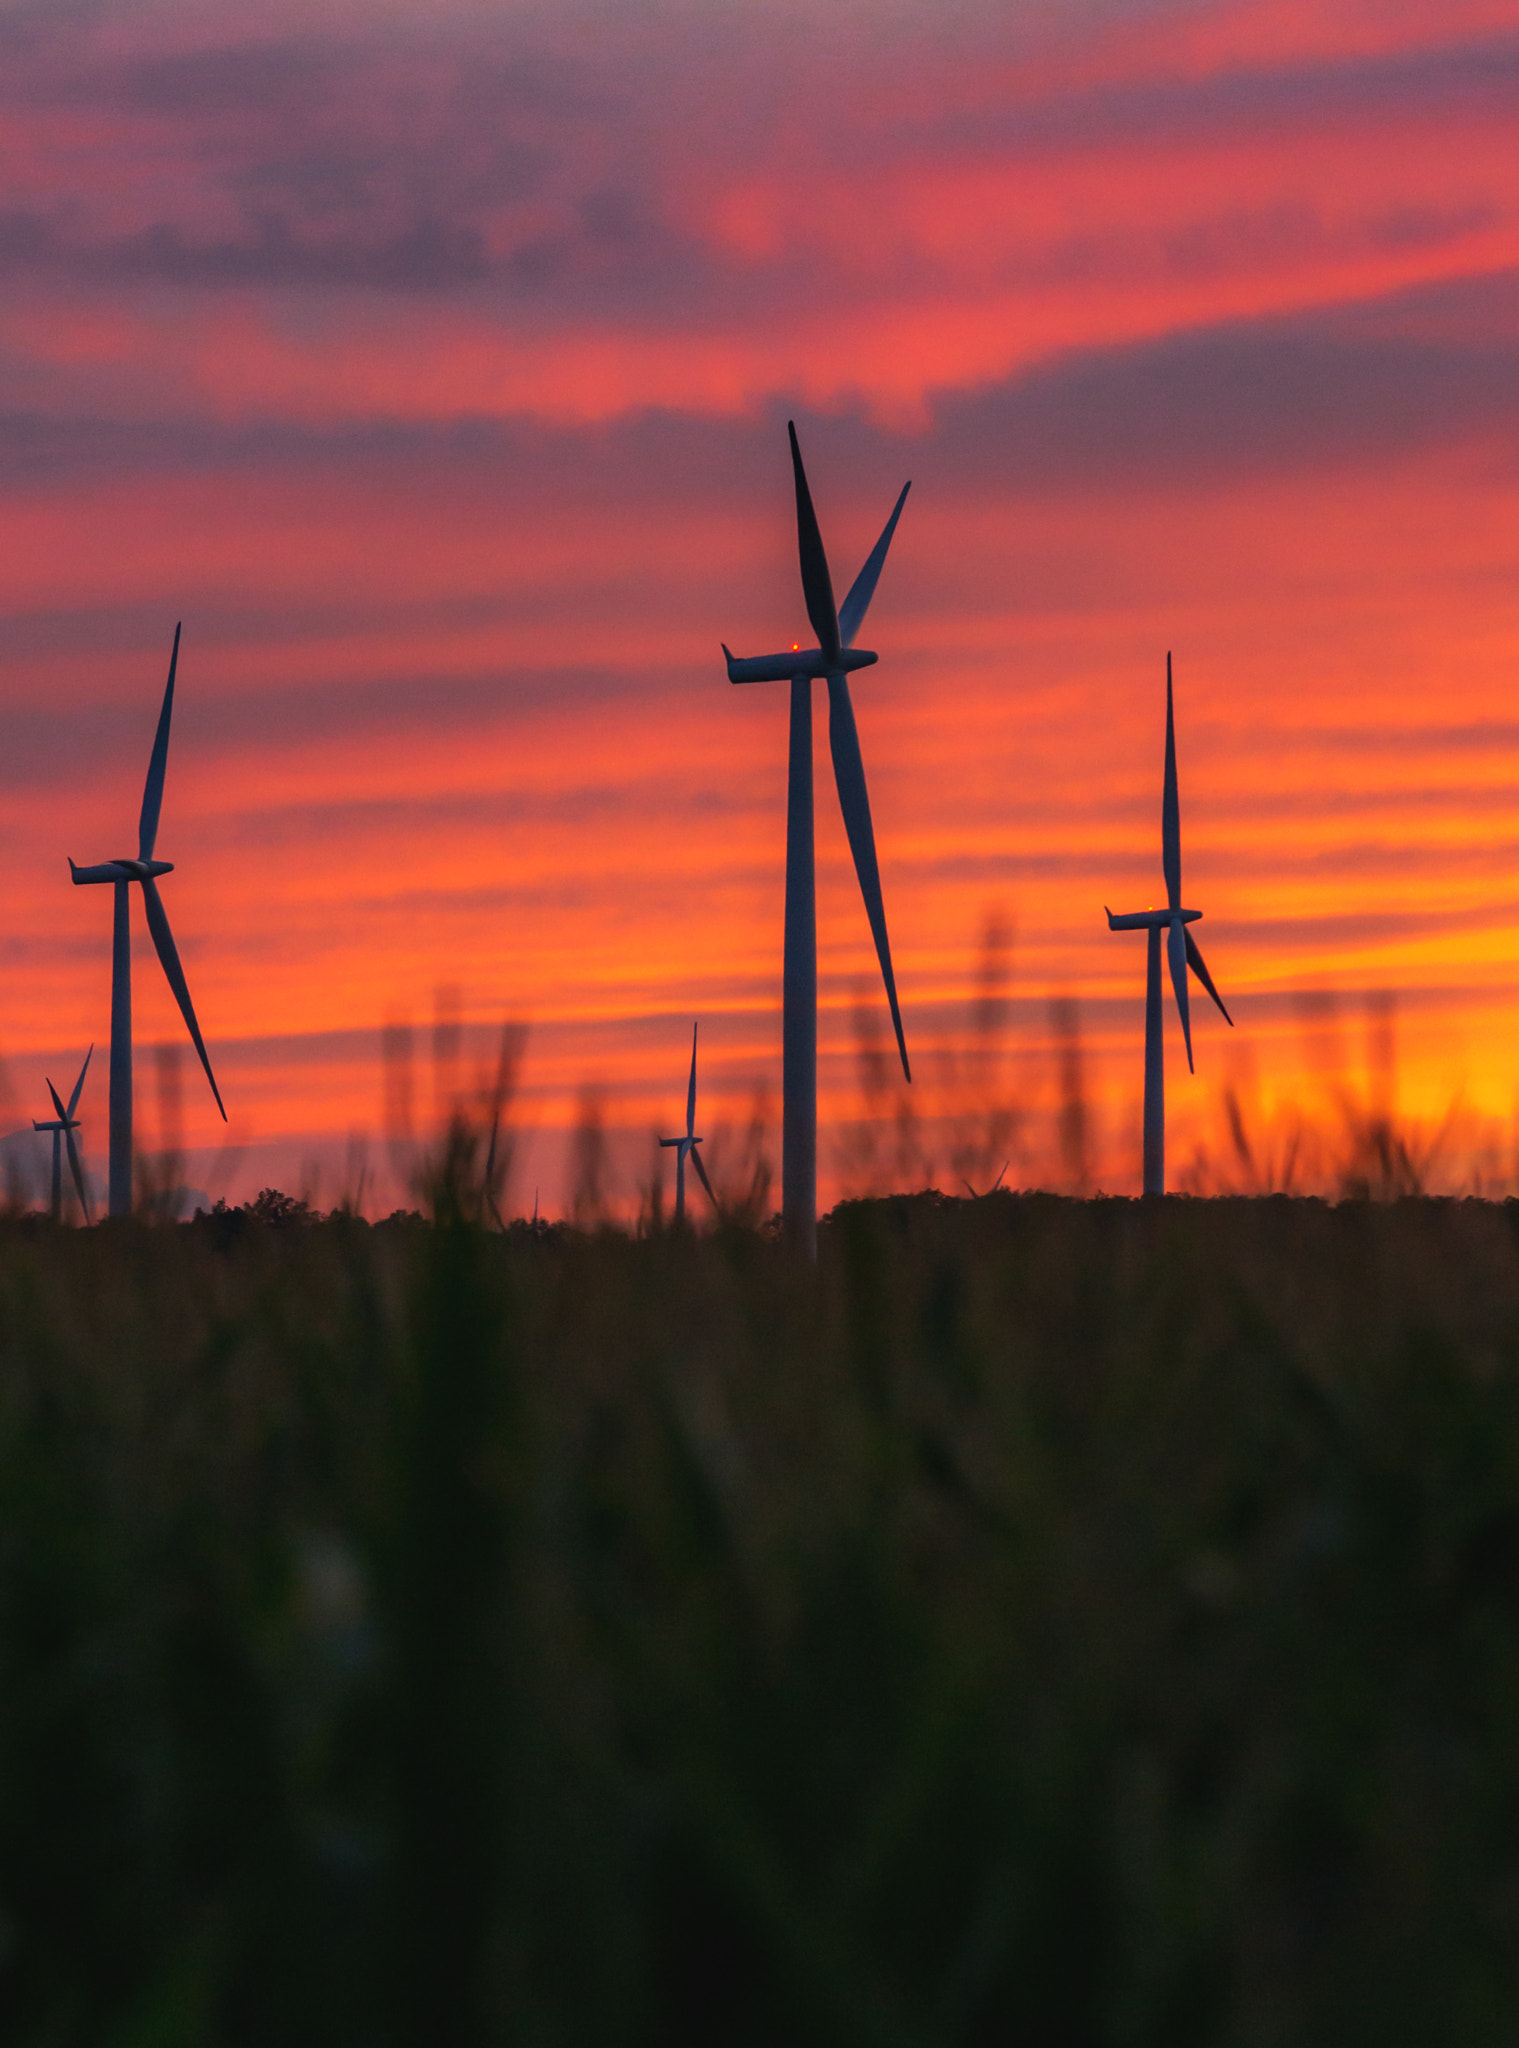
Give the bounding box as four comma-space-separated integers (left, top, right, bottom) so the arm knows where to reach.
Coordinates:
5, 1182, 1519, 2043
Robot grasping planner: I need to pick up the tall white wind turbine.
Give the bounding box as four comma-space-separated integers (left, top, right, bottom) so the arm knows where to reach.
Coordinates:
723, 423, 912, 1254
659, 1021, 718, 1227
32, 1044, 93, 1224
1105, 655, 1233, 1194
69, 624, 227, 1216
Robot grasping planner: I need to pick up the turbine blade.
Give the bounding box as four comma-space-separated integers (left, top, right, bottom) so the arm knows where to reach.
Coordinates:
139, 621, 181, 863
1168, 916, 1194, 1073
64, 1125, 91, 1225
1185, 929, 1234, 1026
690, 1143, 720, 1214
686, 1020, 698, 1140
46, 1077, 68, 1123
140, 876, 227, 1119
1161, 651, 1180, 913
837, 480, 911, 647
67, 1043, 93, 1120
827, 671, 910, 1080
788, 421, 841, 665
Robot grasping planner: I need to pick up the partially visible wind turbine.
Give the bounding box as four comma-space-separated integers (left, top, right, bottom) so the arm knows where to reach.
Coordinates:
33, 1045, 93, 1224
723, 422, 912, 1254
659, 1021, 718, 1227
69, 623, 227, 1217
1105, 655, 1233, 1194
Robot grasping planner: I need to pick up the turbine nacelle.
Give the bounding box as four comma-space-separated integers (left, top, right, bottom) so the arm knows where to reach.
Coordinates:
1105, 905, 1202, 930
69, 857, 175, 885
723, 644, 878, 685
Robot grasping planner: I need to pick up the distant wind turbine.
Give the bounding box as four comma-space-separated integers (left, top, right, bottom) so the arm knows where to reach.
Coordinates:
32, 1044, 93, 1224
69, 623, 227, 1217
960, 1160, 1010, 1200
659, 1021, 718, 1227
1105, 655, 1233, 1194
723, 422, 912, 1254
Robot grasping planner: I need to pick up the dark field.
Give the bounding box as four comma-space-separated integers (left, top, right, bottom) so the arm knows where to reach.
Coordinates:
5, 1185, 1519, 2044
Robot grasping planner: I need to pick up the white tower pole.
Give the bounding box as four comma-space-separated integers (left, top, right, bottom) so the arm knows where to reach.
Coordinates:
1143, 922, 1164, 1195
782, 671, 817, 1256
109, 876, 132, 1218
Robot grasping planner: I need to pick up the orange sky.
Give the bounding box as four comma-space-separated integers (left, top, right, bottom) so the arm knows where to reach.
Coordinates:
2, 0, 1519, 1211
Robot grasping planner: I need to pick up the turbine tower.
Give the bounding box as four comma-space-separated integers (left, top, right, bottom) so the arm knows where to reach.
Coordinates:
723, 423, 912, 1255
659, 1021, 718, 1227
32, 1045, 93, 1224
69, 623, 227, 1217
1105, 655, 1233, 1194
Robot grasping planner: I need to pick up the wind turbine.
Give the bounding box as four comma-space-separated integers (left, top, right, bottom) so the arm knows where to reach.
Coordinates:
1105, 654, 1233, 1194
69, 623, 226, 1217
32, 1045, 93, 1223
659, 1021, 718, 1227
723, 422, 912, 1254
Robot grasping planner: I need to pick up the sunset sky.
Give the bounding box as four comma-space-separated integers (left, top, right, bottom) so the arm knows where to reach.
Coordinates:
3, 0, 1519, 1212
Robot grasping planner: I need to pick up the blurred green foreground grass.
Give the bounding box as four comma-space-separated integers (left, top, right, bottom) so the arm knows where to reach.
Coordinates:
5, 1187, 1519, 2045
